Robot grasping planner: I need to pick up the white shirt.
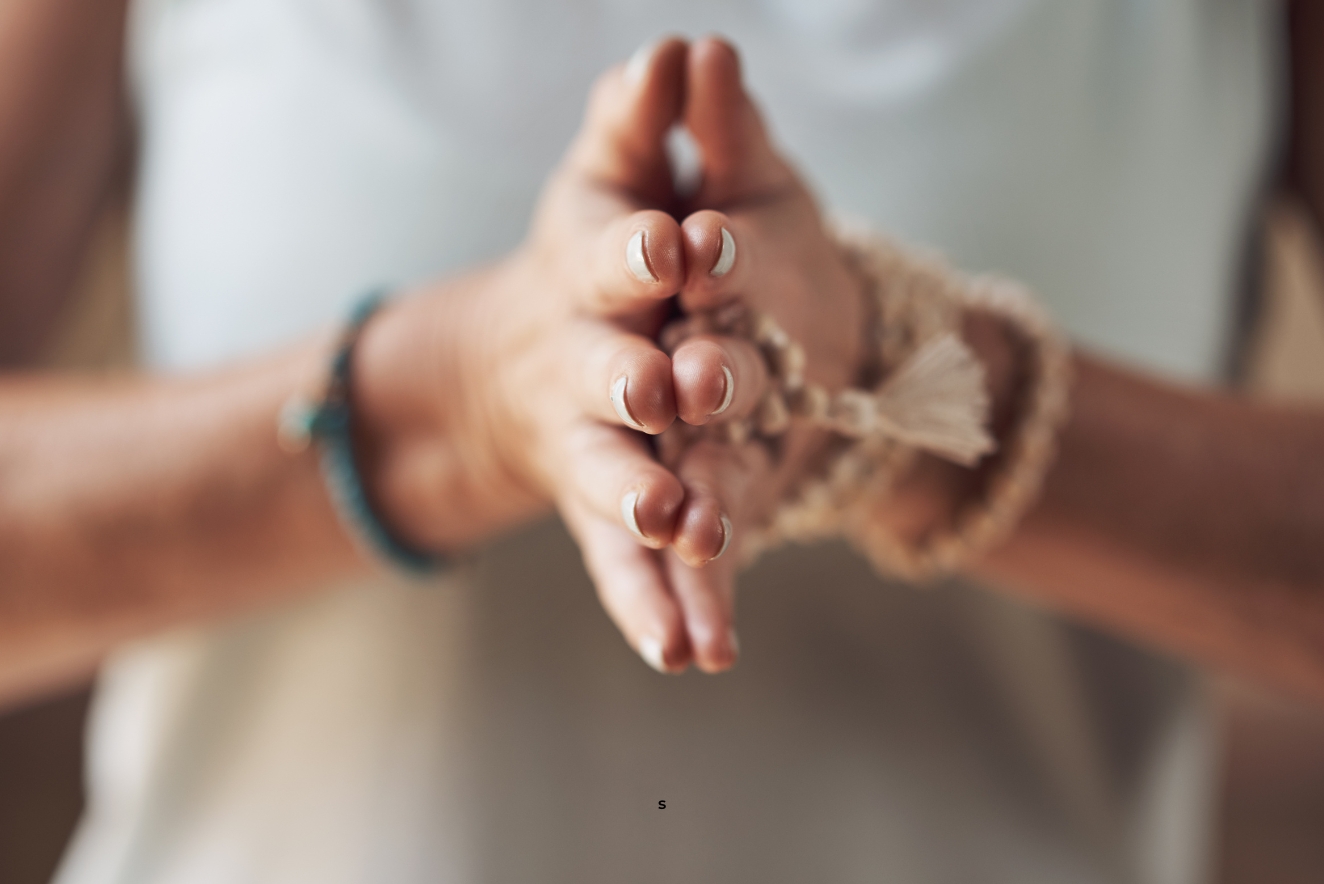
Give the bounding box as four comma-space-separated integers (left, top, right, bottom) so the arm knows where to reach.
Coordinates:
57, 1, 1278, 882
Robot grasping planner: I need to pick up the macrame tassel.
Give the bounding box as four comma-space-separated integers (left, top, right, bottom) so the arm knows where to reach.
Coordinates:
864, 333, 995, 466
666, 302, 996, 467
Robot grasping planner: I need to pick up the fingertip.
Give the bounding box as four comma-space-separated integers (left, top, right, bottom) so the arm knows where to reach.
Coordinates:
717, 512, 734, 560
672, 491, 731, 566
685, 35, 788, 203
625, 230, 656, 283
638, 211, 685, 289
624, 39, 660, 87
690, 34, 743, 82
622, 469, 686, 548
694, 636, 738, 674
682, 591, 740, 674
673, 334, 770, 427
585, 211, 686, 314
672, 338, 732, 425
688, 35, 745, 128
624, 34, 688, 90
606, 340, 675, 433
659, 451, 749, 673
575, 37, 688, 202
686, 592, 739, 674
713, 227, 737, 277
617, 210, 685, 302
680, 210, 740, 307
638, 631, 693, 674
566, 500, 696, 676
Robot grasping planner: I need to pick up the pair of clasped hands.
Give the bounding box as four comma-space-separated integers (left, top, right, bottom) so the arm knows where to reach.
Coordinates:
354, 37, 866, 674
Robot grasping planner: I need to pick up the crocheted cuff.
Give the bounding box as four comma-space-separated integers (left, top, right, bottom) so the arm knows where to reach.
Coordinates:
830, 223, 1073, 580
664, 221, 1073, 581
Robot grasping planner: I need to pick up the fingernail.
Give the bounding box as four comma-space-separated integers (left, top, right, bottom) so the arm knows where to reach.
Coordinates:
711, 365, 735, 416
610, 376, 646, 430
715, 513, 733, 560
639, 635, 667, 672
625, 39, 658, 85
626, 230, 657, 283
711, 227, 736, 277
622, 489, 646, 542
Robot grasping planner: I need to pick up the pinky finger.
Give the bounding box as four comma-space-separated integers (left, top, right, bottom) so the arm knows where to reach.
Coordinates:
561, 498, 693, 674
664, 549, 740, 674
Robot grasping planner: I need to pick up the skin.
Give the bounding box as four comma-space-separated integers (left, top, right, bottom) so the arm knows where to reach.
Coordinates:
0, 15, 1322, 706
0, 38, 731, 702
659, 38, 1324, 702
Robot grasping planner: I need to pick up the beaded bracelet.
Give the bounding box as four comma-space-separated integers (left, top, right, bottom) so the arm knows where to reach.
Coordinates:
278, 290, 447, 577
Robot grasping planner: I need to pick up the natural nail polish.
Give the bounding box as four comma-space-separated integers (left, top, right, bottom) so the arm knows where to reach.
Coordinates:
715, 513, 733, 560
639, 635, 667, 672
625, 39, 657, 85
626, 230, 657, 283
621, 489, 646, 541
711, 227, 736, 277
610, 376, 645, 430
712, 365, 735, 416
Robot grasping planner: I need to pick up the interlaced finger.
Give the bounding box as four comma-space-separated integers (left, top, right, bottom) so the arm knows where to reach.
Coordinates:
566, 317, 675, 433
670, 333, 768, 427
553, 419, 684, 549
561, 497, 692, 674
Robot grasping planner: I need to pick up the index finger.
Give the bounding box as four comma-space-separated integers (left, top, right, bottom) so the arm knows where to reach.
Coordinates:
578, 209, 685, 316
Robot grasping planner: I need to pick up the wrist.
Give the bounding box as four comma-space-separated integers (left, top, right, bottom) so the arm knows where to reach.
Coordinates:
879, 310, 1024, 537
348, 289, 458, 551
349, 269, 548, 552
277, 292, 449, 572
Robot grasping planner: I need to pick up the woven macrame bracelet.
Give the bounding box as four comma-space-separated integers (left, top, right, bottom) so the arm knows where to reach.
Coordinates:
662, 221, 1072, 581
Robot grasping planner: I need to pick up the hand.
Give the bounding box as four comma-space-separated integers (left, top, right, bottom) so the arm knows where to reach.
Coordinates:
523, 38, 868, 675
636, 38, 871, 671
349, 39, 730, 673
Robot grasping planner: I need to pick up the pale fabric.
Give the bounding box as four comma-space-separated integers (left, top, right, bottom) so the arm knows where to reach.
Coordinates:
57, 1, 1278, 882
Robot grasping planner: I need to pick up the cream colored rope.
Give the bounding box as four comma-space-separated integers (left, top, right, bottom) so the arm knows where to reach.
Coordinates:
662, 221, 1073, 581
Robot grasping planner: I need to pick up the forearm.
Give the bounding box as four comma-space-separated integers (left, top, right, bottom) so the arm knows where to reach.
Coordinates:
980, 355, 1324, 699
0, 341, 362, 706
972, 0, 1324, 696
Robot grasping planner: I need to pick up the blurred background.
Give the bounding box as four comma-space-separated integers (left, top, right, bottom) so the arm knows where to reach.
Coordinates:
2, 0, 1324, 877
1, 193, 1322, 884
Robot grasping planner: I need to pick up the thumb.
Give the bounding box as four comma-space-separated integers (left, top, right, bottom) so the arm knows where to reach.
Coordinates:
566, 37, 688, 207
684, 36, 794, 207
